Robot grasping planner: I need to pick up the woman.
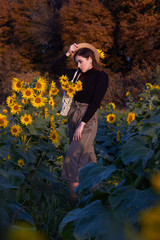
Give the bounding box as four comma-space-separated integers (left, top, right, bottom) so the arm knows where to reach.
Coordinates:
51, 43, 109, 197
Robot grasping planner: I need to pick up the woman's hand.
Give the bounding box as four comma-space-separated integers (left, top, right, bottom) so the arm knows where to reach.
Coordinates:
66, 43, 78, 57
73, 121, 86, 141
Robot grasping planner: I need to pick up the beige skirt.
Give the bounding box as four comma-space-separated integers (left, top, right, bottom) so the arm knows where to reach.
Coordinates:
61, 101, 98, 182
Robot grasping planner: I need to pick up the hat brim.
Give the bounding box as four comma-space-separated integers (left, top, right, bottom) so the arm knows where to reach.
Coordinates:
72, 43, 100, 63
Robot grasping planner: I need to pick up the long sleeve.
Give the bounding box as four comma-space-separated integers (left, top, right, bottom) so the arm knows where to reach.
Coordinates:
50, 54, 76, 79
81, 71, 109, 123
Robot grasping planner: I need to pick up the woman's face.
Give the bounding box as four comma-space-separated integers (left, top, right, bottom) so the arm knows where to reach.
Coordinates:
75, 55, 93, 73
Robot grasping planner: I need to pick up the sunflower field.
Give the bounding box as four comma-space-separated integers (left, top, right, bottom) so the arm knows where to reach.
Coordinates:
0, 76, 160, 240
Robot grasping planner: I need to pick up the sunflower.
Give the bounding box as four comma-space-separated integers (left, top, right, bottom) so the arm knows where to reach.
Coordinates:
117, 130, 121, 141
75, 80, 83, 92
49, 88, 59, 96
11, 125, 22, 137
2, 109, 8, 114
34, 77, 47, 93
12, 93, 17, 98
66, 86, 76, 97
31, 95, 46, 108
6, 96, 15, 107
43, 107, 49, 119
12, 78, 23, 92
61, 82, 70, 91
108, 102, 115, 110
50, 115, 55, 128
59, 75, 69, 83
97, 49, 105, 59
22, 87, 34, 99
10, 103, 22, 115
18, 159, 25, 167
22, 98, 27, 104
140, 206, 160, 240
127, 112, 135, 125
126, 91, 130, 97
50, 81, 56, 89
155, 85, 160, 90
48, 97, 55, 110
106, 113, 116, 124
20, 113, 32, 126
0, 114, 9, 128
49, 129, 59, 144
150, 172, 160, 194
61, 119, 67, 124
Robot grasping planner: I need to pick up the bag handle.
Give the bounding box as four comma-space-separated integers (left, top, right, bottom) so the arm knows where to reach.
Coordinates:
71, 69, 81, 83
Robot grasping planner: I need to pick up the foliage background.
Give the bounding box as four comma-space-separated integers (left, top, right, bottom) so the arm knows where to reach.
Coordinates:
0, 0, 160, 106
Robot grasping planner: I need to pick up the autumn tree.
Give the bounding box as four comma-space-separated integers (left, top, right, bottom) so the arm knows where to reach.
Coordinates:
59, 0, 115, 55
0, 0, 61, 104
102, 0, 160, 104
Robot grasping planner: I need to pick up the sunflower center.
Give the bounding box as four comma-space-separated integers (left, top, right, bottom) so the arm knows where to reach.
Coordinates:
109, 116, 114, 121
26, 90, 31, 96
51, 133, 56, 139
68, 88, 73, 93
16, 82, 21, 88
24, 117, 29, 122
0, 119, 4, 124
13, 128, 18, 133
35, 98, 41, 103
37, 83, 42, 89
14, 105, 19, 110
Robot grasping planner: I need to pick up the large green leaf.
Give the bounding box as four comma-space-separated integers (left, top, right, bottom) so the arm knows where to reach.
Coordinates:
109, 186, 159, 223
8, 170, 25, 187
59, 200, 124, 240
35, 165, 57, 183
77, 163, 116, 194
121, 137, 155, 168
0, 176, 18, 190
0, 169, 25, 187
0, 145, 9, 158
143, 113, 160, 124
8, 203, 34, 224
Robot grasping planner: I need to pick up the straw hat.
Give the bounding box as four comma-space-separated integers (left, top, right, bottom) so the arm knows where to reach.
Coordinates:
72, 43, 100, 63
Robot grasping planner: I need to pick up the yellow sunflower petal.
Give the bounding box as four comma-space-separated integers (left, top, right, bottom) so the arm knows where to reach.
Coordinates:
11, 125, 22, 137
0, 114, 9, 128
20, 114, 32, 126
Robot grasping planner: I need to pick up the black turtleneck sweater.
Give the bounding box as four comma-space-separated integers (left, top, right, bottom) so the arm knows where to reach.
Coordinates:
51, 54, 109, 123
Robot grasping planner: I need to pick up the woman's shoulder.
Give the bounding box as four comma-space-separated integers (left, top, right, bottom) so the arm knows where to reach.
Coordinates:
96, 70, 109, 81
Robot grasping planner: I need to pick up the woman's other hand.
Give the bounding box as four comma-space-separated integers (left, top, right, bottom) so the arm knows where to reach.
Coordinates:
66, 43, 78, 57
73, 121, 86, 141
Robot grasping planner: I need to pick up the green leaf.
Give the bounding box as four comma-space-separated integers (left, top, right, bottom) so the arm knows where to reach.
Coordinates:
121, 137, 155, 168
77, 163, 116, 194
109, 187, 159, 223
59, 200, 124, 240
35, 165, 57, 183
8, 170, 25, 187
143, 113, 160, 124
8, 203, 34, 224
0, 145, 9, 158
0, 176, 18, 190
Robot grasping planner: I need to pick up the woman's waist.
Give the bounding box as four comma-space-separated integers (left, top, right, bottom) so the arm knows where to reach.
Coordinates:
71, 100, 89, 108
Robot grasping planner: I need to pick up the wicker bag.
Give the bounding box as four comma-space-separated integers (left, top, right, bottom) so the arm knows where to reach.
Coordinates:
60, 70, 81, 116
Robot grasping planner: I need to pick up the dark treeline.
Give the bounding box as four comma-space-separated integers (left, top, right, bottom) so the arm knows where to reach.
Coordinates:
0, 0, 160, 106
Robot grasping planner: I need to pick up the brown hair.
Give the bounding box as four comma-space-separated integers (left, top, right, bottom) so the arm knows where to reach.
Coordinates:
74, 48, 102, 72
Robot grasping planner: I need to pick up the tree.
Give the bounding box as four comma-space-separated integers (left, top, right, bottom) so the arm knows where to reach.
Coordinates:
59, 0, 115, 54
0, 0, 61, 104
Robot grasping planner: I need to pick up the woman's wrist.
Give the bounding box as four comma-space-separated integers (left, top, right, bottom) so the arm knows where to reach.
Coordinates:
80, 121, 86, 127
66, 51, 71, 57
